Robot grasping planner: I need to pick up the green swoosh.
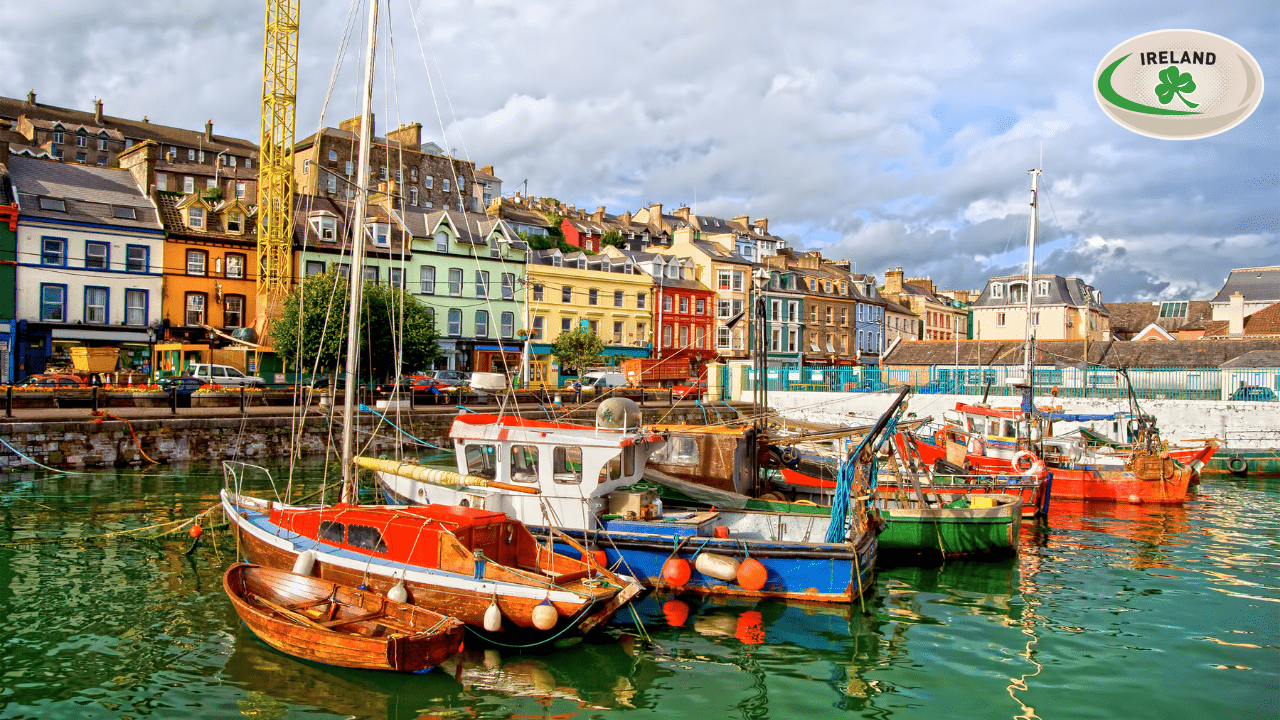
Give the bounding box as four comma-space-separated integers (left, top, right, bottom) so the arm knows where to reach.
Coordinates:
1098, 54, 1201, 116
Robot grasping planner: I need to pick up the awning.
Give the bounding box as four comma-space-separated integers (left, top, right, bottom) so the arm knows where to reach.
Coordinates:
52, 328, 151, 342
601, 345, 651, 358
477, 344, 522, 353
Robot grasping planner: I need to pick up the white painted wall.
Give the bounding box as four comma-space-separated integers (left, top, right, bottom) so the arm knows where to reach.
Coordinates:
765, 391, 1280, 450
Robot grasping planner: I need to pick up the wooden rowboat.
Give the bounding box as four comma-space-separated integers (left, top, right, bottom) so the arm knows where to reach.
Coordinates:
223, 563, 465, 673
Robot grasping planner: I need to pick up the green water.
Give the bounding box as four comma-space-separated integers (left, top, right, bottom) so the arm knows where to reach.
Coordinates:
0, 464, 1275, 719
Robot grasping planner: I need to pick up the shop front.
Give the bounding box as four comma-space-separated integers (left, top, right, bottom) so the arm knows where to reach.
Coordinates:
474, 342, 523, 377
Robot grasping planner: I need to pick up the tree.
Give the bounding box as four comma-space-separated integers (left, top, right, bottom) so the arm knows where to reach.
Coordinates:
269, 270, 440, 381
550, 326, 604, 378
600, 229, 625, 249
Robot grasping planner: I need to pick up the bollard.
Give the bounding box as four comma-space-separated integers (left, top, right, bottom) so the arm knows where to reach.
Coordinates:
92, 386, 100, 412
5, 384, 11, 418
239, 386, 246, 412
170, 384, 178, 414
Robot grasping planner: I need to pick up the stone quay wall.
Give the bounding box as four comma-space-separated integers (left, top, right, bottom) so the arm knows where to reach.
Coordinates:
1, 404, 730, 470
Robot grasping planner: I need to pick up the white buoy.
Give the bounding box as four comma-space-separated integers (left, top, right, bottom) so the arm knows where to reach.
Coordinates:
695, 552, 741, 582
292, 550, 316, 576
483, 601, 503, 632
531, 597, 558, 631
387, 578, 408, 603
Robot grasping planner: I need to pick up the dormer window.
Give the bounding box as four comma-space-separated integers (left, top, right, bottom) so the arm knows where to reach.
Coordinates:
991, 283, 1004, 299
76, 132, 87, 148
38, 197, 65, 212
1008, 282, 1027, 303
312, 215, 337, 242
187, 207, 205, 230
550, 254, 562, 267
226, 211, 244, 233
434, 231, 449, 252
369, 222, 390, 247
112, 206, 136, 220
1035, 280, 1050, 297
53, 129, 64, 144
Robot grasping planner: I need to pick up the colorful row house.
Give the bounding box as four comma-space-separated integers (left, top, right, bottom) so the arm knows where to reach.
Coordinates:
525, 248, 653, 387
604, 247, 716, 378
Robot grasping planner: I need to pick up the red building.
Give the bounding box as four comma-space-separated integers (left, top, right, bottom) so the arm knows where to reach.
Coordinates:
655, 276, 717, 377
560, 215, 607, 252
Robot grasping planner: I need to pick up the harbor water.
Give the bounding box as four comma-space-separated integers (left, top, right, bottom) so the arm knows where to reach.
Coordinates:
0, 463, 1275, 719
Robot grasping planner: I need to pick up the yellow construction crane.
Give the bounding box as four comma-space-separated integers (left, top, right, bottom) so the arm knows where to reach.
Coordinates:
255, 0, 300, 341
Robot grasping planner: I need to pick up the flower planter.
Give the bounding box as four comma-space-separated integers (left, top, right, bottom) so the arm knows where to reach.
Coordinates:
193, 392, 240, 408
105, 392, 169, 408
10, 392, 58, 409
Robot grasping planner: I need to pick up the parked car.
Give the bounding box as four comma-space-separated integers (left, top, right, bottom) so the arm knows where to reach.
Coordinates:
428, 370, 470, 387
1229, 385, 1277, 402
17, 374, 86, 388
570, 372, 627, 390
671, 380, 708, 400
186, 363, 266, 388
847, 378, 887, 393
156, 375, 208, 406
917, 379, 957, 394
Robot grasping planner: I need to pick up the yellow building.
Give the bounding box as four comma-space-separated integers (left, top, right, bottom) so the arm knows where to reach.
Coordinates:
651, 226, 754, 361
970, 274, 1110, 341
524, 248, 654, 387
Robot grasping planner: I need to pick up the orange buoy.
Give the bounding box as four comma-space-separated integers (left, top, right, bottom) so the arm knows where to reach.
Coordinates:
662, 557, 691, 587
736, 558, 767, 591
713, 525, 730, 539
583, 549, 607, 567
735, 610, 765, 645
188, 524, 204, 539
1128, 494, 1142, 504
662, 599, 690, 627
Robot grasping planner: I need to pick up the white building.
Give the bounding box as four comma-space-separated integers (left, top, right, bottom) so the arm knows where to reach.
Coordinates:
10, 156, 164, 371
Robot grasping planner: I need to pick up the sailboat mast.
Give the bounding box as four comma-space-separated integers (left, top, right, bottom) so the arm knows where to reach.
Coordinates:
340, 0, 380, 502
1023, 168, 1040, 384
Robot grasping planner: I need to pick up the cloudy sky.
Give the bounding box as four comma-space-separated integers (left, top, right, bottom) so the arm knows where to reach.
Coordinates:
4, 0, 1276, 301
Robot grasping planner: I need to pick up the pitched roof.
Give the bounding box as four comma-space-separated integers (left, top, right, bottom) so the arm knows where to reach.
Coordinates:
1220, 350, 1280, 368
1204, 301, 1280, 338
9, 155, 160, 230
155, 193, 257, 240
972, 274, 1106, 311
882, 338, 1280, 368
1211, 266, 1280, 304
1106, 300, 1214, 338
0, 95, 257, 156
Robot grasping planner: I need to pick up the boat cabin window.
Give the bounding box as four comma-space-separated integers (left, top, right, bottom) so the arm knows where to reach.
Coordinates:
347, 524, 388, 553
655, 436, 699, 465
552, 446, 583, 484
319, 520, 345, 544
966, 417, 977, 433
1002, 420, 1015, 438
465, 443, 497, 478
510, 445, 539, 483
600, 452, 622, 482
622, 445, 636, 477
988, 420, 999, 436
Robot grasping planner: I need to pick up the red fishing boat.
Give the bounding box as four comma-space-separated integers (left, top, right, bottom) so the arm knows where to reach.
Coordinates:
222, 488, 642, 638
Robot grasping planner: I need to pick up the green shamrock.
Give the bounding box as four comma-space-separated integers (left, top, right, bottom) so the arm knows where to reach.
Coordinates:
1154, 65, 1199, 108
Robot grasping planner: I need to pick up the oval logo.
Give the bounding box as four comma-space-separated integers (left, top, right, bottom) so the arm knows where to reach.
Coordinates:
1094, 29, 1264, 140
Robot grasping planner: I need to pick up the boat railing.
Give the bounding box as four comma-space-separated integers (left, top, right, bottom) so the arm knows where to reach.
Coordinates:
223, 461, 283, 507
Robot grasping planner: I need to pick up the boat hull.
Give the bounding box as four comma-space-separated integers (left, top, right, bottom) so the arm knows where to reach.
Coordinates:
875, 495, 1022, 557
1043, 464, 1193, 503
223, 563, 464, 672
780, 465, 1049, 519
543, 527, 877, 604
222, 492, 633, 636
1202, 449, 1280, 477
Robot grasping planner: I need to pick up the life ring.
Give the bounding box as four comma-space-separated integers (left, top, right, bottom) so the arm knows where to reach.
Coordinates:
1011, 450, 1045, 477
778, 446, 801, 468
967, 436, 985, 455
1227, 457, 1248, 474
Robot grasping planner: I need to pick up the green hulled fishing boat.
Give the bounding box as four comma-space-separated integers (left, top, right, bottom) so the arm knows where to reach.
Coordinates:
873, 491, 1022, 558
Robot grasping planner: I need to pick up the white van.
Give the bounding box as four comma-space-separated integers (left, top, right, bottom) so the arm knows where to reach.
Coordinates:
579, 372, 627, 390
187, 363, 266, 388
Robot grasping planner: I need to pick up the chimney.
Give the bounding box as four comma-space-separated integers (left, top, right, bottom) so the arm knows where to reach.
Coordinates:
673, 226, 696, 244
753, 217, 768, 234
648, 203, 663, 220
386, 122, 421, 148
338, 114, 375, 136
884, 267, 904, 295
591, 206, 605, 222
620, 210, 632, 225
204, 120, 213, 142
117, 139, 158, 195
1229, 292, 1245, 335
673, 206, 691, 221
0, 139, 9, 169
94, 99, 103, 124
26, 90, 35, 106
479, 165, 493, 176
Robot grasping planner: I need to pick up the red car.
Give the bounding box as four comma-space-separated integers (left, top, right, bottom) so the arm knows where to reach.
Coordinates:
671, 380, 707, 400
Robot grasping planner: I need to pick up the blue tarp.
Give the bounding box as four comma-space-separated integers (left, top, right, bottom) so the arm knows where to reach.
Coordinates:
1040, 412, 1120, 422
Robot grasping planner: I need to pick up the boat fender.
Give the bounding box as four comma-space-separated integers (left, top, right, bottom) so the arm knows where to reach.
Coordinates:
292, 550, 316, 576
1029, 426, 1042, 442
736, 558, 768, 591
531, 597, 558, 631
695, 552, 741, 582
1011, 451, 1045, 477
483, 601, 503, 632
387, 578, 408, 603
1227, 457, 1247, 474
662, 558, 691, 587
